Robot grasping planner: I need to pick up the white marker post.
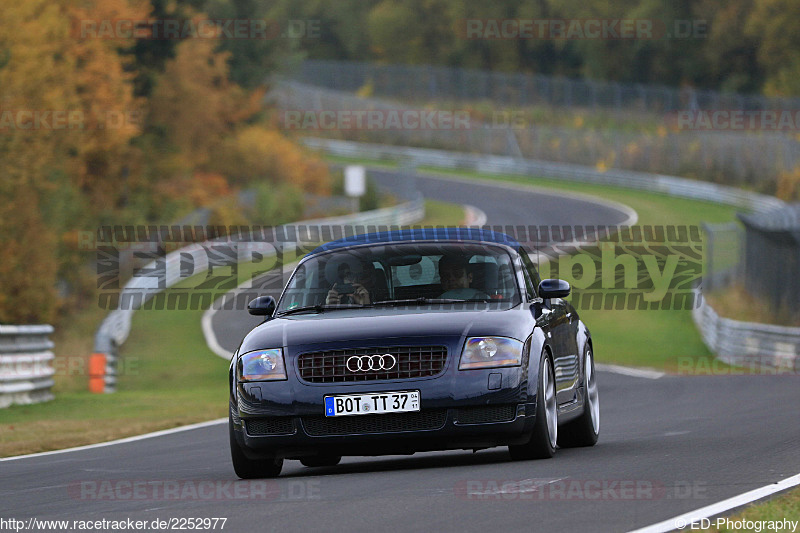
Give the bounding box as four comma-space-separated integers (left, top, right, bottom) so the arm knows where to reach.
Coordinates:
344, 165, 366, 213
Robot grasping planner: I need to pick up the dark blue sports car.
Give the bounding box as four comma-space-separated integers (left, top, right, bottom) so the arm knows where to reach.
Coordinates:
229, 228, 599, 478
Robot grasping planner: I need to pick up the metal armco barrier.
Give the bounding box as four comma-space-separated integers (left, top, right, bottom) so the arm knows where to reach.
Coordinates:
693, 297, 800, 371
301, 137, 785, 214
0, 325, 55, 408
92, 193, 425, 393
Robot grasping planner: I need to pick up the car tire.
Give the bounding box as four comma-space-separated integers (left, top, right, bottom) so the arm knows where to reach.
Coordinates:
300, 455, 342, 468
557, 344, 600, 448
229, 414, 283, 479
509, 352, 557, 460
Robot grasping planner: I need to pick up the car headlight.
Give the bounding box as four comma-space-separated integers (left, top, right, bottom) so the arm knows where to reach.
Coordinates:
238, 348, 287, 381
459, 337, 523, 370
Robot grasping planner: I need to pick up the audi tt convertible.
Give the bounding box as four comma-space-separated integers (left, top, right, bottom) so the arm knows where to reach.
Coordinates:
229, 228, 599, 478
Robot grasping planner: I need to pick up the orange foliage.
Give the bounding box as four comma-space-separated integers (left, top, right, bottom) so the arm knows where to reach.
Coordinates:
148, 36, 251, 167
221, 126, 330, 195
776, 167, 800, 201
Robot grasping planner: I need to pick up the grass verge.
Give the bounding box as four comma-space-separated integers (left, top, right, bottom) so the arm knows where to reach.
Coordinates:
702, 487, 800, 532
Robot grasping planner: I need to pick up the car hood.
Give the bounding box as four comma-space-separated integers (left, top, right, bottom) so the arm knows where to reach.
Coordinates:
238, 306, 534, 354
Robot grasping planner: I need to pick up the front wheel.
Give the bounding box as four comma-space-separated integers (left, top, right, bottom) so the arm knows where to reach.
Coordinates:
558, 344, 599, 448
509, 352, 557, 460
229, 414, 283, 478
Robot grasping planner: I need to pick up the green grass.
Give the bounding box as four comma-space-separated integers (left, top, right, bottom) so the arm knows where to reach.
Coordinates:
702, 488, 800, 532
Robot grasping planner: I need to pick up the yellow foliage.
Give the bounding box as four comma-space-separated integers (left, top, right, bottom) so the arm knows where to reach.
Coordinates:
149, 36, 250, 166
776, 166, 800, 201
221, 126, 331, 195
189, 172, 233, 207
624, 141, 641, 158
356, 79, 375, 98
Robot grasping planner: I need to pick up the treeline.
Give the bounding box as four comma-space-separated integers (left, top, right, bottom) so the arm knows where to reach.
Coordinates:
269, 0, 800, 97
0, 0, 329, 324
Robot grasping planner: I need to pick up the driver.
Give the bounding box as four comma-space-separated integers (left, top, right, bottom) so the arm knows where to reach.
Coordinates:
438, 255, 488, 300
326, 262, 376, 305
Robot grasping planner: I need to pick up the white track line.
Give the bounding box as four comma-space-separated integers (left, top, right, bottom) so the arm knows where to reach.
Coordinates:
419, 171, 639, 228
0, 418, 226, 462
202, 303, 233, 359
463, 204, 488, 226
629, 472, 800, 533
596, 364, 664, 380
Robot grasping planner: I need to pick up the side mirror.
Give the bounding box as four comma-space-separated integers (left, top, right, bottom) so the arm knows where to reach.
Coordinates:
247, 296, 276, 316
538, 279, 571, 299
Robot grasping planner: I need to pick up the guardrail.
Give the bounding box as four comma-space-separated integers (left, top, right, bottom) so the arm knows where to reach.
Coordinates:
301, 137, 785, 214
0, 325, 55, 408
693, 298, 800, 371
92, 193, 425, 393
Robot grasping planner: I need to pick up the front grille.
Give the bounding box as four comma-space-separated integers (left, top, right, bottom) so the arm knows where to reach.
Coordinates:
456, 405, 517, 425
245, 417, 295, 436
297, 345, 448, 383
302, 409, 447, 436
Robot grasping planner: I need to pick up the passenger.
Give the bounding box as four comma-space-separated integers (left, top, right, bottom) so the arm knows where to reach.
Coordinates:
438, 255, 488, 300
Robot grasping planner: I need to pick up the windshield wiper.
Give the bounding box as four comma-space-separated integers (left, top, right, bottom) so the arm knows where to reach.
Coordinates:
372, 298, 470, 306
276, 303, 372, 316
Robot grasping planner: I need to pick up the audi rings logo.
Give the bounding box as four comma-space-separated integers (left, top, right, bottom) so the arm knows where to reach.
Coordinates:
346, 354, 397, 372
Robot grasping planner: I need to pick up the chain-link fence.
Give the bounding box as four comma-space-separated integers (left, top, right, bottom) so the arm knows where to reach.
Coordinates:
702, 222, 744, 292
273, 81, 800, 188
290, 60, 800, 114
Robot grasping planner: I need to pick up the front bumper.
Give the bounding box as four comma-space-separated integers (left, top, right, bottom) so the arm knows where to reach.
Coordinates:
232, 362, 537, 459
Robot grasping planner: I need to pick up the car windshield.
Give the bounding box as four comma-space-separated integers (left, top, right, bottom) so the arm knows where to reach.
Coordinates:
276, 242, 521, 313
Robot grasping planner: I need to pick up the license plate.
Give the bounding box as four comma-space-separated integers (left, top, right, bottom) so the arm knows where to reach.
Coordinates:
324, 391, 420, 417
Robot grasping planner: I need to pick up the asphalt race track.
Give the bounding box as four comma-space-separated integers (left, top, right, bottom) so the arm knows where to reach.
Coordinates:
4, 172, 799, 533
